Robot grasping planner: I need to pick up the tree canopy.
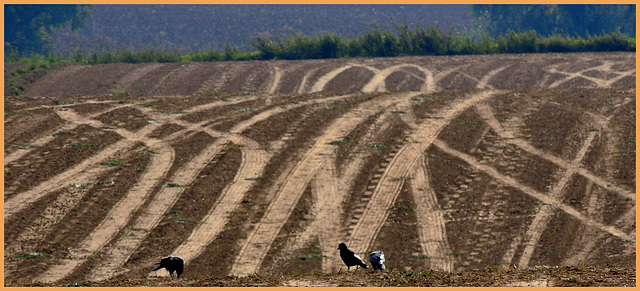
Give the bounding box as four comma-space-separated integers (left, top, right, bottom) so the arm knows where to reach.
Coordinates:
472, 4, 635, 38
5, 4, 93, 56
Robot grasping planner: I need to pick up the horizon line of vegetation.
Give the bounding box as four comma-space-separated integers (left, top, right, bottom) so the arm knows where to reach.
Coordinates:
6, 25, 635, 66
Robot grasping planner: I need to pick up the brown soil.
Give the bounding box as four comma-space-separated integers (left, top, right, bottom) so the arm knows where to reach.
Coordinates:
4, 52, 635, 287
4, 124, 122, 198
24, 266, 636, 287
121, 143, 242, 278
4, 107, 65, 155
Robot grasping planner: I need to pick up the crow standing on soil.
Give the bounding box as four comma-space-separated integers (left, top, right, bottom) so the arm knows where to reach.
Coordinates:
152, 256, 184, 278
338, 243, 368, 270
369, 251, 386, 271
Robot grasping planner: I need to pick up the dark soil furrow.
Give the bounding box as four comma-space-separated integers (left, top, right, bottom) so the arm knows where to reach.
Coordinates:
93, 106, 150, 132
258, 185, 319, 275
342, 114, 410, 233
370, 181, 424, 271
4, 107, 65, 155
4, 124, 122, 199
118, 143, 242, 279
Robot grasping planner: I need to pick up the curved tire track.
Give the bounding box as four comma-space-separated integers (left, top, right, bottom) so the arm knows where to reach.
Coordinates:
432, 139, 632, 242
229, 92, 416, 276
347, 90, 499, 257
411, 156, 454, 272
36, 142, 174, 283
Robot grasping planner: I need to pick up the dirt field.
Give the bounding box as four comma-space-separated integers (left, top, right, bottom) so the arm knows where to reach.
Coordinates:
4, 52, 636, 286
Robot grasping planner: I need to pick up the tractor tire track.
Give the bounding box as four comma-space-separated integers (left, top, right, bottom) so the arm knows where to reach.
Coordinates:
476, 65, 511, 89
149, 133, 267, 278
4, 103, 128, 166
361, 64, 434, 93
36, 142, 174, 283
475, 101, 634, 268
297, 68, 319, 94
4, 123, 160, 220
347, 90, 498, 257
229, 92, 415, 276
310, 160, 345, 273
88, 94, 349, 280
112, 63, 164, 94
411, 156, 454, 272
547, 61, 636, 88
80, 136, 228, 282
476, 103, 635, 200
5, 106, 163, 257
282, 107, 396, 273
432, 139, 632, 242
268, 66, 283, 95
310, 64, 355, 93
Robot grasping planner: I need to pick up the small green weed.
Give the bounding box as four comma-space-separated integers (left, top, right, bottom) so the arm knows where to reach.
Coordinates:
245, 176, 266, 181
98, 180, 116, 185
103, 159, 124, 167
487, 146, 509, 150
164, 210, 183, 215
412, 95, 432, 102
51, 130, 70, 137
164, 183, 182, 188
70, 183, 90, 188
64, 143, 93, 147
329, 140, 350, 145
410, 254, 430, 259
13, 252, 51, 259
53, 100, 77, 105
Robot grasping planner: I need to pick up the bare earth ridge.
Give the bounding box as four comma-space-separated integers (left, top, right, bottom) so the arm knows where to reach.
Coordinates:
4, 52, 635, 286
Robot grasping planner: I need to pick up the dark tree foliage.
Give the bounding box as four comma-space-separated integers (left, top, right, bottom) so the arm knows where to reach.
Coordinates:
472, 4, 635, 38
5, 4, 93, 56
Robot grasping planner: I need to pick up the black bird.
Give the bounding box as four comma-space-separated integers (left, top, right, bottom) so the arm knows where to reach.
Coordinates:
369, 251, 386, 271
152, 256, 184, 278
338, 243, 368, 270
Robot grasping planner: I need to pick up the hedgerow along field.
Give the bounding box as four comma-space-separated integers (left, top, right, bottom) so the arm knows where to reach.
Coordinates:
4, 51, 636, 286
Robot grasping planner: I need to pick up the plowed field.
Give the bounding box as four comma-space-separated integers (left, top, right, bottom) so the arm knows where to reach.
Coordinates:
4, 52, 635, 286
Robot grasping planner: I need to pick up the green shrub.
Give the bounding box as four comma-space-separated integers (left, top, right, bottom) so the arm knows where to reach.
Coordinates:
6, 27, 634, 65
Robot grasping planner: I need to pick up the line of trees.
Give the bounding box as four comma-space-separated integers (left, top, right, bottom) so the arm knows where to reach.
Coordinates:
471, 4, 635, 38
247, 25, 634, 61
4, 4, 636, 63
20, 27, 632, 65
5, 5, 93, 57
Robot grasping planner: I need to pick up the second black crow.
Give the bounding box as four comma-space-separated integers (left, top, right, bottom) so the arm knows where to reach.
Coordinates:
152, 256, 184, 278
338, 243, 368, 270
